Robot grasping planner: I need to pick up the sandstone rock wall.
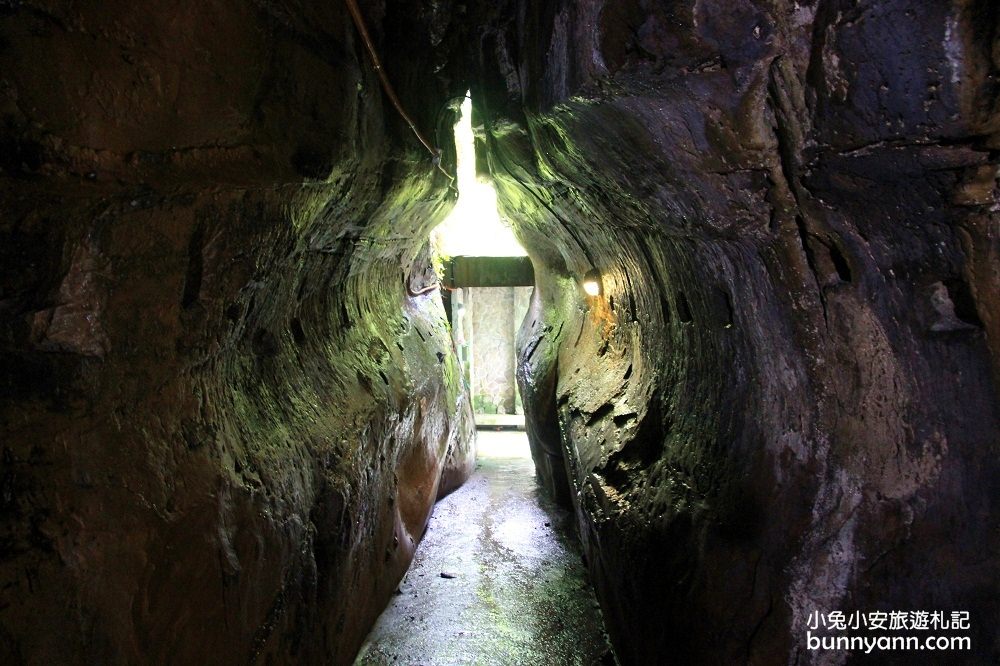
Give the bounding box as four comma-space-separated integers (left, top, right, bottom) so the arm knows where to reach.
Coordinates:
2, 0, 998, 663
481, 1, 1000, 662
0, 1, 474, 663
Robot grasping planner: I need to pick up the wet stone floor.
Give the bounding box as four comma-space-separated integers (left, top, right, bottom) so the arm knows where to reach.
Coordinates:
354, 431, 616, 665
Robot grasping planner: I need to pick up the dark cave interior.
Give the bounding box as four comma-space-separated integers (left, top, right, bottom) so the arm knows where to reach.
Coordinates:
1, 1, 999, 664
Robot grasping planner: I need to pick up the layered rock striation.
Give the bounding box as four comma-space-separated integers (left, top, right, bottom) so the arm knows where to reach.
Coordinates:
479, 1, 1000, 663
0, 1, 474, 663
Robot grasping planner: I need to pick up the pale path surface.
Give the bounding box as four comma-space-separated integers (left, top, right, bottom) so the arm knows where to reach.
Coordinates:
354, 431, 616, 665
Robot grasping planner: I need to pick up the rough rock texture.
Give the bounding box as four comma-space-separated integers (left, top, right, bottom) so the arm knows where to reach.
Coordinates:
0, 1, 474, 663
480, 1, 1000, 663
4, 0, 1000, 663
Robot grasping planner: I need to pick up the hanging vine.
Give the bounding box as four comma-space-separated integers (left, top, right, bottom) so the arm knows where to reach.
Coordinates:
343, 0, 454, 182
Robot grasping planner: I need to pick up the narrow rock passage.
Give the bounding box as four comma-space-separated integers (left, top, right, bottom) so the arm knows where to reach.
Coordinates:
354, 431, 615, 665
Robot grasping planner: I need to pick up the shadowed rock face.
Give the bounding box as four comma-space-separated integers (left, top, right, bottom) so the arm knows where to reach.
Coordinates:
2, 0, 1000, 664
0, 1, 474, 663
477, 0, 1000, 663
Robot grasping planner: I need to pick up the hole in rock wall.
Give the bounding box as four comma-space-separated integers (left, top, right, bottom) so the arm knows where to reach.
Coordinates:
945, 278, 984, 328
829, 243, 853, 283
714, 287, 734, 328
928, 279, 984, 332
676, 292, 693, 323
290, 317, 306, 345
